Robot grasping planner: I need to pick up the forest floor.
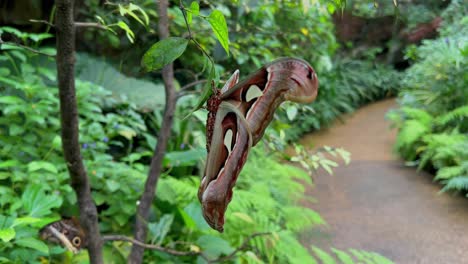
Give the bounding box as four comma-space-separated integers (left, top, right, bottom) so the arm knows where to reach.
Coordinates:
300, 98, 468, 264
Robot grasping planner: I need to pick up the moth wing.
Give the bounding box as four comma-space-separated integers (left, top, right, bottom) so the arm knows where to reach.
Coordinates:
220, 69, 240, 93
198, 101, 252, 232
220, 58, 319, 145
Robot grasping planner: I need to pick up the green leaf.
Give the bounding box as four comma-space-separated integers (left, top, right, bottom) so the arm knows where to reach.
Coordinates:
311, 246, 336, 264
15, 237, 49, 254
184, 202, 210, 230
164, 148, 206, 167
141, 37, 189, 72
187, 65, 215, 116
187, 1, 200, 25
9, 124, 24, 136
197, 235, 233, 259
286, 106, 298, 121
12, 217, 41, 227
22, 185, 62, 217
28, 33, 54, 42
0, 160, 20, 169
331, 248, 354, 264
207, 10, 229, 55
106, 180, 121, 192
27, 161, 58, 174
0, 96, 24, 104
0, 228, 15, 242
116, 21, 135, 43
148, 214, 174, 244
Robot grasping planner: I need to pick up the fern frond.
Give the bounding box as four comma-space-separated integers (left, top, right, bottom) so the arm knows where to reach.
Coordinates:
310, 247, 394, 264
401, 107, 434, 125
436, 105, 468, 126
435, 166, 464, 181
311, 246, 336, 264
441, 176, 468, 192
283, 207, 326, 232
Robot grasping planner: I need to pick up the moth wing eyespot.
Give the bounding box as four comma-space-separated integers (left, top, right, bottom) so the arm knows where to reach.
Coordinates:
72, 236, 82, 247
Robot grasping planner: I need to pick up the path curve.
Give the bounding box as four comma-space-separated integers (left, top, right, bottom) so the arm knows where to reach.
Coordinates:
301, 99, 468, 264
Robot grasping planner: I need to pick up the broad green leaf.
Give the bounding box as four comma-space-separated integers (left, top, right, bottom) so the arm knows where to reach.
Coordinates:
106, 180, 121, 192
184, 202, 210, 230
0, 228, 15, 242
163, 148, 206, 167
22, 185, 62, 217
148, 214, 174, 244
187, 1, 200, 25
0, 96, 24, 104
118, 129, 137, 139
196, 235, 233, 259
178, 206, 196, 230
27, 161, 58, 174
28, 33, 54, 42
207, 10, 229, 55
0, 26, 24, 38
141, 37, 189, 72
15, 237, 49, 254
0, 160, 20, 169
12, 217, 41, 227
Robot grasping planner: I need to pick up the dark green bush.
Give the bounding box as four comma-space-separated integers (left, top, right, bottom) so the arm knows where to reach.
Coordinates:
388, 0, 468, 194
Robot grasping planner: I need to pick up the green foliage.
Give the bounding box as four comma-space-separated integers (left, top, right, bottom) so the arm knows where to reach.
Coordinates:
390, 0, 468, 194
142, 37, 189, 72
311, 246, 393, 264
0, 1, 401, 262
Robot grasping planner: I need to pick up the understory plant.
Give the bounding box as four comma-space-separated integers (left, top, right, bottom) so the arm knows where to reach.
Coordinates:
388, 0, 468, 194
0, 38, 393, 263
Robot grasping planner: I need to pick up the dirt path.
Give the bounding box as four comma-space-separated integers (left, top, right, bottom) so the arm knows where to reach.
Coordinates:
300, 99, 468, 264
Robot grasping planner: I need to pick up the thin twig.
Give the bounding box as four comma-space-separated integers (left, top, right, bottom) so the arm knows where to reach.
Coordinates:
103, 235, 202, 257
179, 1, 214, 66
46, 226, 79, 253
0, 38, 55, 57
105, 232, 271, 263
75, 22, 107, 30
30, 19, 107, 30
30, 19, 56, 27
180, 79, 207, 92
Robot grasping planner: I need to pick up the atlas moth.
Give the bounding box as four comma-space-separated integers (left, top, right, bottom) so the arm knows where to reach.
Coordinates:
198, 57, 319, 232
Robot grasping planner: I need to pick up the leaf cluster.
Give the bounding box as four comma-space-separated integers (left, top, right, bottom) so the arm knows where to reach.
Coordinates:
389, 0, 468, 195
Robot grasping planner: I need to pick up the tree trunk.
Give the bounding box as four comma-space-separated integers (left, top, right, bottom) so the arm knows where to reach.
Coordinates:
55, 0, 103, 263
128, 0, 176, 262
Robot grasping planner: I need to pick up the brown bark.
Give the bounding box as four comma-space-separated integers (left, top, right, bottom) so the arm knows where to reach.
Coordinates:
128, 0, 177, 262
55, 0, 103, 263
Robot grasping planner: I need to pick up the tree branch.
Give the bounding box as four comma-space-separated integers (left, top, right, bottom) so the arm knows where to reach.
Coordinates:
55, 0, 103, 263
103, 235, 202, 257
106, 232, 271, 263
30, 19, 107, 30
75, 22, 107, 30
29, 19, 56, 27
128, 0, 178, 262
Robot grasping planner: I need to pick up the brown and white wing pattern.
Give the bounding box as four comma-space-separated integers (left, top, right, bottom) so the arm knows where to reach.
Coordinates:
199, 58, 319, 232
